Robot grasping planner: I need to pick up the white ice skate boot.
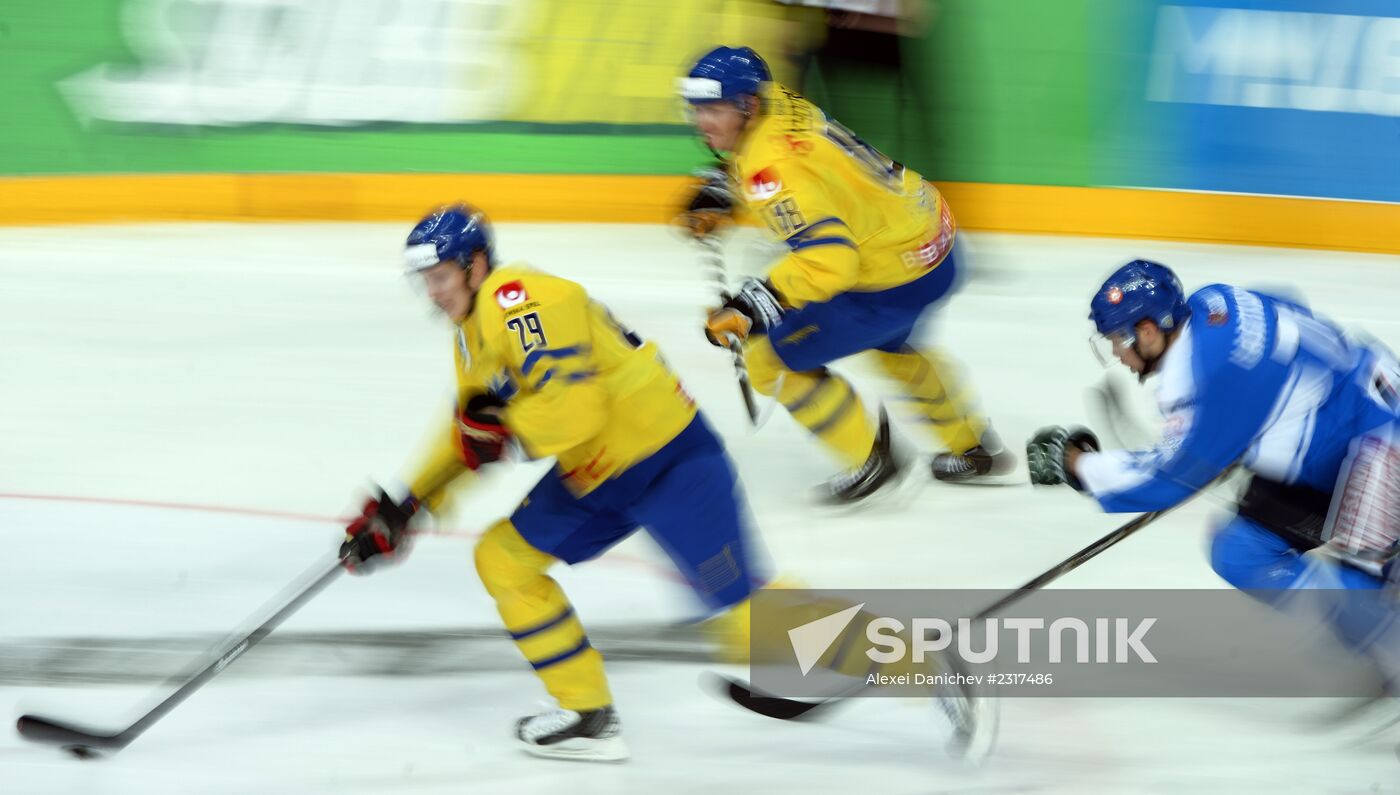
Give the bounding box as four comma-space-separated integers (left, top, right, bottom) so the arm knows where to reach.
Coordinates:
931, 428, 1017, 484
515, 705, 629, 762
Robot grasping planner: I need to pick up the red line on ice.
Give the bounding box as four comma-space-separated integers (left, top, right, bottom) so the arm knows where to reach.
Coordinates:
0, 491, 682, 582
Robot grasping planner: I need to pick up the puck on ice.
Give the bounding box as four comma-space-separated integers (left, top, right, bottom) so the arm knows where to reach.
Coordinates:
65, 745, 99, 760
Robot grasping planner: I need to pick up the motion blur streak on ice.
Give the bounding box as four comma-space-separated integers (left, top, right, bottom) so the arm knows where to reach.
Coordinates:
3, 223, 1399, 793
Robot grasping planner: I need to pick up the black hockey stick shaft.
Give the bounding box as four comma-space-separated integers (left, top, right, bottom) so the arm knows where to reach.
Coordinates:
1089, 374, 1155, 449
728, 339, 761, 422
968, 506, 1166, 621
17, 557, 344, 753
698, 234, 760, 424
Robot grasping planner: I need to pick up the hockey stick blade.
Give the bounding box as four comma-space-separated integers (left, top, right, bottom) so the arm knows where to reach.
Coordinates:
14, 557, 343, 756
716, 674, 831, 720
16, 714, 125, 752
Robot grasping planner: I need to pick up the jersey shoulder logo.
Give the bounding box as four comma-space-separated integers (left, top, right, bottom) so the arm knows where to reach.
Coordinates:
747, 167, 782, 201
1200, 289, 1230, 326
495, 280, 528, 309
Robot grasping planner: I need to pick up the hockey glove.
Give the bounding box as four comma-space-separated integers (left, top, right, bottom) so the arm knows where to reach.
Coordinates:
456, 392, 511, 470
1026, 426, 1101, 491
677, 164, 734, 238
340, 490, 418, 574
705, 278, 785, 347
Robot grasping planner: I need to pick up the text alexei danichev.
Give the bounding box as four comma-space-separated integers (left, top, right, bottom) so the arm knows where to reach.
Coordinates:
866, 672, 1057, 687
868, 672, 978, 687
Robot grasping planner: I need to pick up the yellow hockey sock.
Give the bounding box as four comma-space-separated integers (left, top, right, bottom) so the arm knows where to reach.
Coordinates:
704, 598, 752, 664
474, 520, 612, 712
871, 346, 985, 454
713, 587, 942, 693
703, 577, 812, 665
746, 338, 875, 468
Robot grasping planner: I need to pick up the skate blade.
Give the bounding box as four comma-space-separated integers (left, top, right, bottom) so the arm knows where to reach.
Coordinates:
933, 470, 1025, 487
814, 457, 922, 514
943, 693, 1000, 766
519, 735, 630, 763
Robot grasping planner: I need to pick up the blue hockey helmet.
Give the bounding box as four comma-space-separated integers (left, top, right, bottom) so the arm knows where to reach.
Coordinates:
1089, 259, 1190, 339
678, 46, 771, 105
403, 204, 494, 272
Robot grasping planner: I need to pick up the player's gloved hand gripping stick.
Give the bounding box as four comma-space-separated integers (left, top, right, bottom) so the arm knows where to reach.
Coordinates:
697, 233, 761, 424
678, 164, 779, 426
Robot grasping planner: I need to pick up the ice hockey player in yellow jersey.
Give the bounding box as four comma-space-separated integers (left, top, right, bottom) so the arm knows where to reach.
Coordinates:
677, 46, 1012, 503
334, 204, 789, 763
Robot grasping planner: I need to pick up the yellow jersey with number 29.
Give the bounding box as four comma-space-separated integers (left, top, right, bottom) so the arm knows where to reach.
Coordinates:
407, 265, 698, 502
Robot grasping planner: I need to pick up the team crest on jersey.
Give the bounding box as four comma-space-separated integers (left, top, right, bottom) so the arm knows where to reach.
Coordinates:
1105, 286, 1124, 305
1160, 409, 1193, 456
1201, 289, 1230, 325
495, 281, 528, 309
747, 167, 782, 200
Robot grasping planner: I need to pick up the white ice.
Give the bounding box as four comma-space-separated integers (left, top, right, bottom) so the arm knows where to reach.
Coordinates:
3, 222, 1399, 793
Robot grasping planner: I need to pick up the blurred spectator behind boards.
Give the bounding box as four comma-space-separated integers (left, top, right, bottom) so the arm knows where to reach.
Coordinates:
775, 0, 936, 175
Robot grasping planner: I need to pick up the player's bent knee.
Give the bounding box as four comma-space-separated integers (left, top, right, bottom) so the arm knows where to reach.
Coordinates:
474, 520, 552, 596
1209, 518, 1305, 596
869, 347, 914, 379
743, 338, 790, 395
1208, 528, 1253, 591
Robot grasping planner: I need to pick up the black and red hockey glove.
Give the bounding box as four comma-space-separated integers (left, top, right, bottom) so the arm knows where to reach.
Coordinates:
339, 491, 418, 574
456, 392, 511, 470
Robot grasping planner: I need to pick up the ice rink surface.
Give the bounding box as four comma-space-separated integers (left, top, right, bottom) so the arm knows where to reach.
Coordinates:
4, 222, 1400, 793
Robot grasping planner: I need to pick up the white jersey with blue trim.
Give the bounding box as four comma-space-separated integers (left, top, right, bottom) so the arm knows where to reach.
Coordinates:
1077, 284, 1400, 513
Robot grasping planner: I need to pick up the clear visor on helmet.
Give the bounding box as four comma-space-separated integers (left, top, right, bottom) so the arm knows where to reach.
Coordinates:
404, 257, 474, 321
401, 263, 441, 297
677, 98, 698, 124
401, 244, 463, 297
1089, 327, 1136, 367
418, 260, 464, 293
402, 269, 430, 298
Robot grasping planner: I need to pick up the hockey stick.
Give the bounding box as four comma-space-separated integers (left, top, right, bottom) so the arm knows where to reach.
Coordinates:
696, 234, 781, 426
16, 556, 344, 758
719, 470, 1232, 720
1087, 372, 1157, 450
